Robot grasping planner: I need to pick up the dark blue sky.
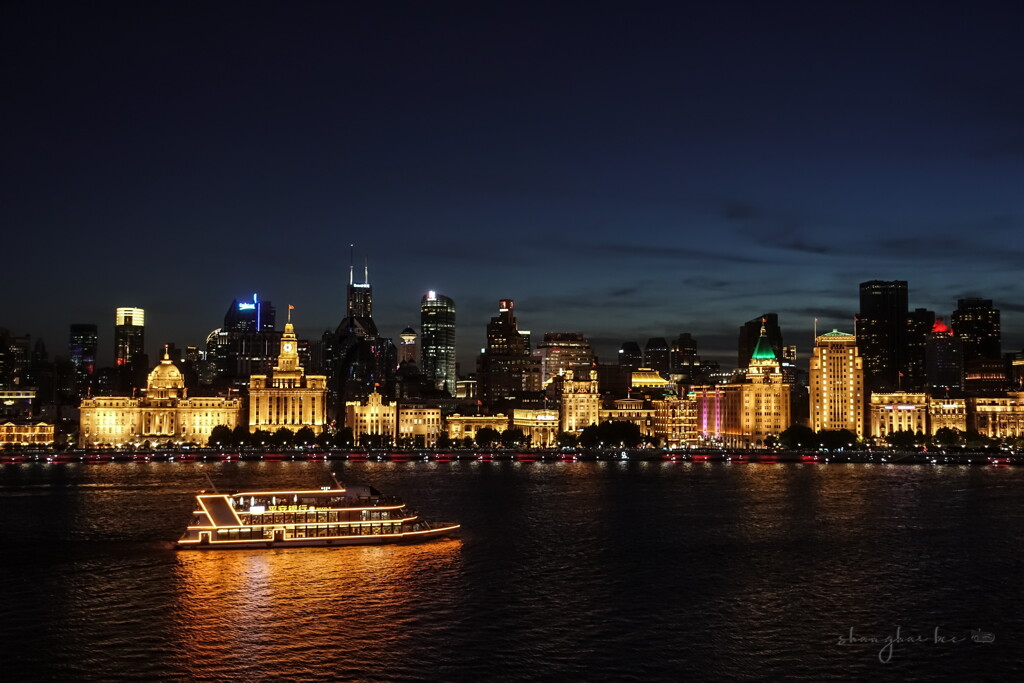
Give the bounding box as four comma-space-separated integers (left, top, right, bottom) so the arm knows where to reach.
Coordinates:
3, 1, 1022, 368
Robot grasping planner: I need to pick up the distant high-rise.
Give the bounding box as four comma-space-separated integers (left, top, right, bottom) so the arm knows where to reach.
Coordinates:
809, 329, 866, 437
536, 332, 594, 384
477, 299, 539, 409
644, 338, 671, 376
114, 307, 145, 368
618, 342, 642, 370
905, 308, 935, 391
857, 280, 908, 392
738, 314, 782, 369
925, 319, 964, 395
208, 295, 279, 390
68, 323, 98, 397
420, 291, 457, 394
951, 298, 1000, 362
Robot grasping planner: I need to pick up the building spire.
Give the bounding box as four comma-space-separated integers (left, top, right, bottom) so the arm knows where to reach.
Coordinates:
363, 256, 369, 285
349, 243, 354, 286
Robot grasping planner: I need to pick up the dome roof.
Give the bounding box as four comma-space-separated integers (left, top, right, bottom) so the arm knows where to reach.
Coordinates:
148, 349, 184, 389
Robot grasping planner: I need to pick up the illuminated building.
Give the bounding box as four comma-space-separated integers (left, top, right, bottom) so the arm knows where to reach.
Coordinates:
326, 257, 398, 419
969, 393, 1024, 439
857, 280, 908, 392
68, 323, 98, 398
630, 368, 676, 397
79, 349, 243, 447
445, 414, 508, 443
693, 323, 790, 447
643, 338, 671, 376
652, 394, 698, 448
511, 408, 559, 447
248, 312, 328, 435
535, 333, 594, 384
208, 295, 279, 391
345, 390, 397, 444
397, 404, 442, 447
555, 366, 600, 433
477, 300, 541, 409
869, 392, 928, 439
925, 319, 964, 396
114, 307, 145, 368
399, 327, 418, 365
738, 313, 782, 369
930, 398, 967, 433
952, 298, 1001, 362
671, 333, 702, 383
1, 421, 54, 446
600, 398, 654, 437
810, 329, 866, 437
420, 291, 457, 394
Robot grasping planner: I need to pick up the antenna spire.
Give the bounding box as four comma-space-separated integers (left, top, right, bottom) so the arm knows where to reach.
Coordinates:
349, 244, 354, 285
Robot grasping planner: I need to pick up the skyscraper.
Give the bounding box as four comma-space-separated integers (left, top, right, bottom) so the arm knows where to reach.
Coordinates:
68, 323, 98, 398
644, 338, 671, 376
477, 299, 539, 409
208, 295, 279, 391
536, 332, 594, 384
857, 280, 908, 392
618, 342, 642, 370
925, 319, 964, 395
809, 329, 866, 437
114, 307, 145, 368
905, 307, 936, 391
420, 291, 456, 394
398, 327, 418, 365
951, 298, 1001, 362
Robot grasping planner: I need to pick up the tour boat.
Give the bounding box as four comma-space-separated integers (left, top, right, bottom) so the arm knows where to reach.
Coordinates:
176, 476, 460, 549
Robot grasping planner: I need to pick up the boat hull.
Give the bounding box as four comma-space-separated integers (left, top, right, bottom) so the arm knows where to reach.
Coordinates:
176, 523, 460, 550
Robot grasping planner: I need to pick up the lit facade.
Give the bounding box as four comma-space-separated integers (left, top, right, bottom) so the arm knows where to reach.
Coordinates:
79, 349, 243, 447
397, 404, 442, 447
869, 392, 928, 438
345, 390, 396, 443
693, 325, 790, 447
420, 291, 457, 393
445, 414, 508, 442
969, 393, 1024, 439
114, 307, 145, 367
557, 367, 600, 433
600, 399, 654, 436
1, 421, 54, 446
536, 333, 594, 384
248, 315, 328, 434
930, 398, 967, 433
511, 408, 559, 447
652, 394, 698, 447
810, 330, 866, 437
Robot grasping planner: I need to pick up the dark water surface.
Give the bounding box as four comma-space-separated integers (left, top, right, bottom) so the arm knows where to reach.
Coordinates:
1, 460, 1021, 681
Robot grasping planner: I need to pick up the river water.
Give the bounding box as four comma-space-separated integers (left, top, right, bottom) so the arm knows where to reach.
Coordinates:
1, 460, 1021, 680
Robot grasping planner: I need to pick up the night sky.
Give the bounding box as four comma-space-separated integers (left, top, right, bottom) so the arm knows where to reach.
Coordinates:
3, 1, 1022, 369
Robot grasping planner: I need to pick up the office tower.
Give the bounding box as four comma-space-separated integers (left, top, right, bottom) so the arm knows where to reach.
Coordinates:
618, 342, 642, 370
951, 298, 1001, 362
208, 295, 279, 390
68, 324, 98, 397
644, 338, 671, 376
248, 311, 328, 434
809, 329, 866, 436
672, 333, 701, 383
857, 280, 908, 392
477, 299, 540, 409
905, 308, 935, 391
114, 307, 145, 368
420, 291, 457, 394
925, 319, 963, 396
399, 327, 418, 365
536, 332, 594, 384
326, 256, 396, 420
737, 313, 782, 369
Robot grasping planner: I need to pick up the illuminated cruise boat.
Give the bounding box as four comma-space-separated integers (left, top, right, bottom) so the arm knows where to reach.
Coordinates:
176, 477, 460, 549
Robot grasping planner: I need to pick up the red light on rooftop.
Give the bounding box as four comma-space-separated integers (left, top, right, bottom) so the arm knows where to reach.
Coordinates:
931, 319, 953, 336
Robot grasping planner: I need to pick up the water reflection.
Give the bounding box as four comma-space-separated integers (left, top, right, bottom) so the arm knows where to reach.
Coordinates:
172, 540, 462, 679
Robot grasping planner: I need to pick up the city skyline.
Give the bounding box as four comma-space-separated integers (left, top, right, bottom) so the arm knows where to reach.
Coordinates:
3, 2, 1021, 366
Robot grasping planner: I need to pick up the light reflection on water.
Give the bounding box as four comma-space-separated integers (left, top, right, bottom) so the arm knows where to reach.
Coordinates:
172, 541, 463, 679
1, 461, 1022, 679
